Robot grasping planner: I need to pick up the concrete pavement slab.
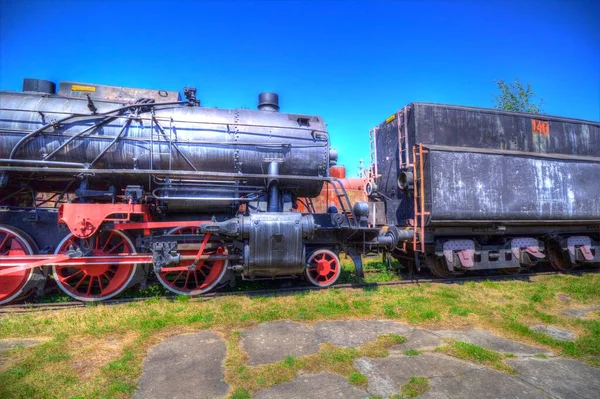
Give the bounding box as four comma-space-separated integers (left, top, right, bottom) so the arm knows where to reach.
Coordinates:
314, 320, 413, 347
530, 325, 576, 341
437, 330, 551, 355
561, 306, 599, 318
133, 331, 228, 399
253, 372, 369, 399
422, 368, 550, 399
0, 338, 43, 352
392, 329, 443, 352
241, 321, 322, 365
508, 357, 600, 399
354, 353, 482, 397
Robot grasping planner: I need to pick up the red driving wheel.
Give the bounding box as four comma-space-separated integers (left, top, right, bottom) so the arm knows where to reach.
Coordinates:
0, 226, 41, 305
155, 227, 228, 295
305, 249, 341, 287
52, 230, 139, 301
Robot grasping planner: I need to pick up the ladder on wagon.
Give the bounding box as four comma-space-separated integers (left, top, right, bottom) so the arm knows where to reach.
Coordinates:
397, 106, 412, 170
369, 127, 379, 180
412, 143, 429, 253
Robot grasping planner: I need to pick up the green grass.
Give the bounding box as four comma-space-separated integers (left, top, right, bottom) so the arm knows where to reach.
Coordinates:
348, 371, 368, 386
437, 341, 515, 373
0, 273, 598, 398
222, 331, 405, 395
230, 387, 250, 399
399, 376, 430, 398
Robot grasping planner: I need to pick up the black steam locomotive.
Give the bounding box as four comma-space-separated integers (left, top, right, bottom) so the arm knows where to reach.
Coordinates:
0, 79, 403, 304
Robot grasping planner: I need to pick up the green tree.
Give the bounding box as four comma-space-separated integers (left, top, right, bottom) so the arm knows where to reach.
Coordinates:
493, 77, 543, 114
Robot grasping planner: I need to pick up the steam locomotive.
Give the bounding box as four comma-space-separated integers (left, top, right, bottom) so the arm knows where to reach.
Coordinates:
0, 78, 598, 305
0, 79, 404, 304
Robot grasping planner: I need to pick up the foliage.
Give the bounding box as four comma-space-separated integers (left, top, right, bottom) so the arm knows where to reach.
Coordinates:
493, 77, 543, 114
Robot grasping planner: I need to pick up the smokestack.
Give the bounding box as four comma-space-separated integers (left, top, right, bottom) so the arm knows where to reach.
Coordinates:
258, 92, 279, 112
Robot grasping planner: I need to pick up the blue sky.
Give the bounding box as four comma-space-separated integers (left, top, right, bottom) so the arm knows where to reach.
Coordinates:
1, 0, 598, 176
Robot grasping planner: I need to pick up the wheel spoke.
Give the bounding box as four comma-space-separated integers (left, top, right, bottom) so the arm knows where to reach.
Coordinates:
0, 235, 9, 251
107, 241, 125, 254
86, 278, 94, 295
101, 232, 115, 251
73, 274, 87, 290
63, 270, 84, 281
171, 270, 184, 283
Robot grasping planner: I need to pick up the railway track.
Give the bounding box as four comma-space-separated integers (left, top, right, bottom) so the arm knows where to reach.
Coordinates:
1, 269, 598, 314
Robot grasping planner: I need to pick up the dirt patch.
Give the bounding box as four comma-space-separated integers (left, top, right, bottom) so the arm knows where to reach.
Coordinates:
68, 332, 139, 378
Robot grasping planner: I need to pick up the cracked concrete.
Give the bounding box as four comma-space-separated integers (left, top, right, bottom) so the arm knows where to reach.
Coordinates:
133, 332, 228, 399
508, 357, 600, 399
253, 372, 369, 399
435, 329, 552, 355
241, 321, 323, 365
530, 325, 576, 341
133, 320, 598, 398
314, 320, 413, 347
355, 353, 481, 397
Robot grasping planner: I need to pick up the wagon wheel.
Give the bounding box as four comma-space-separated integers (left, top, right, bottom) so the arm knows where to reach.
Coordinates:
547, 242, 576, 272
53, 230, 141, 301
155, 227, 228, 296
0, 226, 44, 305
305, 249, 341, 287
499, 267, 524, 275
426, 254, 465, 279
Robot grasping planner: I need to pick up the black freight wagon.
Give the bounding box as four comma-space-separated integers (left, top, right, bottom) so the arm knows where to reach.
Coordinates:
368, 103, 600, 276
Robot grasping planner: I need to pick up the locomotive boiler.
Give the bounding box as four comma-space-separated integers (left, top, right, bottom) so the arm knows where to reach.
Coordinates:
0, 79, 404, 304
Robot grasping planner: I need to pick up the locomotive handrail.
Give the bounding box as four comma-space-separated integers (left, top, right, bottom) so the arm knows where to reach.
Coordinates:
422, 144, 600, 163
0, 165, 338, 182
7, 100, 190, 160
0, 108, 330, 135
0, 158, 86, 167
